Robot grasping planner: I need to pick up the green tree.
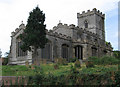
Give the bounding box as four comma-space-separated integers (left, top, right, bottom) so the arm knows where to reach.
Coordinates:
4, 51, 9, 58
20, 6, 48, 64
113, 51, 120, 60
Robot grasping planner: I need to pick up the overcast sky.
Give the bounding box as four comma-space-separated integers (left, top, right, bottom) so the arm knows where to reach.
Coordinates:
0, 0, 119, 57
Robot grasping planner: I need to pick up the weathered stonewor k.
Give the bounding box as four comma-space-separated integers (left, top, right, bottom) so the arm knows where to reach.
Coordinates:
9, 8, 113, 65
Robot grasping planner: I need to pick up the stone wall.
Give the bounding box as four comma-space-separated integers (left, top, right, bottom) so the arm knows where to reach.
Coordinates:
9, 8, 113, 65
9, 23, 32, 65
77, 8, 105, 40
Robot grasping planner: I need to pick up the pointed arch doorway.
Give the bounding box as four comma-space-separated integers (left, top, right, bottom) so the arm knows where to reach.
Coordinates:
74, 45, 83, 60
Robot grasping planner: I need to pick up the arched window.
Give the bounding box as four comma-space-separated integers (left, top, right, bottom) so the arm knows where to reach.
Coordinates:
16, 38, 27, 57
41, 41, 52, 59
84, 20, 88, 28
62, 44, 69, 59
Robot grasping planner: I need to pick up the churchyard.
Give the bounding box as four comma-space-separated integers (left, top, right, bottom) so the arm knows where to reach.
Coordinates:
2, 55, 120, 85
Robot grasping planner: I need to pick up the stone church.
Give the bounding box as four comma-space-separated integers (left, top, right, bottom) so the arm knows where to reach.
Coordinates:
9, 8, 113, 65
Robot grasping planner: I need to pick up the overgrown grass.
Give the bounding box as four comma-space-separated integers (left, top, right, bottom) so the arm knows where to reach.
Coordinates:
52, 64, 71, 76
2, 63, 118, 76
2, 56, 119, 76
2, 63, 72, 76
88, 56, 120, 65
2, 56, 120, 85
2, 65, 36, 76
80, 65, 118, 75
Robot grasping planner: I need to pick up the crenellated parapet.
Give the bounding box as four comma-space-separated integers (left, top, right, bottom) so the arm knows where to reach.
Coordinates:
52, 22, 104, 44
11, 31, 15, 36
53, 23, 77, 31
19, 23, 25, 29
77, 8, 105, 19
11, 23, 25, 37
69, 24, 76, 29
47, 29, 72, 40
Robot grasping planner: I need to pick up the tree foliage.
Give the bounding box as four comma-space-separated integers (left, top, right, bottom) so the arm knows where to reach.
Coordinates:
2, 58, 8, 65
113, 51, 120, 60
20, 6, 48, 52
4, 51, 9, 58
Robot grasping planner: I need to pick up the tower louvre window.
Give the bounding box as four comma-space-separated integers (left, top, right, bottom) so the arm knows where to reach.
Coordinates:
84, 20, 88, 28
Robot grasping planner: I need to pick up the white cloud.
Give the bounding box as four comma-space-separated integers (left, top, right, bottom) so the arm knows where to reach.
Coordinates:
0, 0, 119, 56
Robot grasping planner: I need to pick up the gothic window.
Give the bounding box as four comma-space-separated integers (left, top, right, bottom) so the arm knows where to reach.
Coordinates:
41, 43, 51, 59
74, 45, 83, 59
16, 40, 27, 57
92, 47, 97, 56
62, 44, 69, 59
84, 20, 88, 28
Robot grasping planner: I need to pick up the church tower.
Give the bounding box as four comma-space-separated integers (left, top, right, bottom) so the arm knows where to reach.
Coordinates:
77, 8, 105, 40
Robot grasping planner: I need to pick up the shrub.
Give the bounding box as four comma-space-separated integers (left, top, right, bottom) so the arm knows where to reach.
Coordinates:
100, 56, 119, 65
88, 56, 99, 65
44, 73, 57, 85
54, 64, 59, 69
66, 65, 80, 85
115, 71, 120, 86
118, 65, 120, 71
79, 73, 113, 85
69, 58, 78, 63
74, 60, 81, 68
88, 56, 119, 65
27, 71, 66, 85
2, 58, 8, 65
113, 51, 120, 60
88, 56, 98, 61
33, 66, 42, 74
27, 68, 44, 85
85, 61, 94, 68
55, 58, 68, 65
29, 74, 43, 85
70, 65, 79, 74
